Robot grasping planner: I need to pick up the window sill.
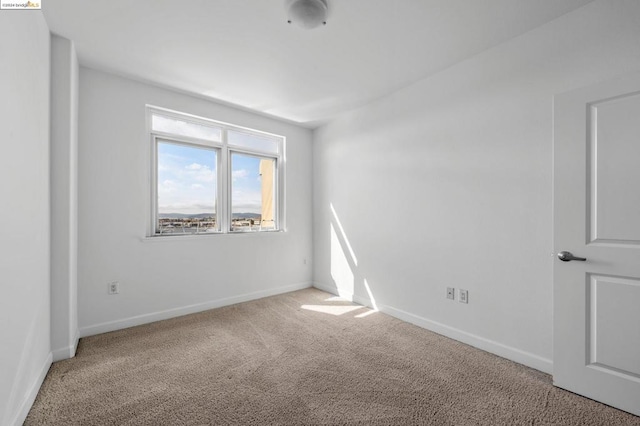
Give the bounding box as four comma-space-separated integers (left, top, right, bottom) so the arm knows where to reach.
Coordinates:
140, 230, 285, 242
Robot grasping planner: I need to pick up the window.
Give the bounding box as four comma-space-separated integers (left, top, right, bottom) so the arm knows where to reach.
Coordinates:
231, 153, 276, 231
149, 107, 284, 236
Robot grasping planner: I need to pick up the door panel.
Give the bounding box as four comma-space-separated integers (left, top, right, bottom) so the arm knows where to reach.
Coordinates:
588, 274, 640, 378
589, 93, 640, 244
554, 72, 640, 417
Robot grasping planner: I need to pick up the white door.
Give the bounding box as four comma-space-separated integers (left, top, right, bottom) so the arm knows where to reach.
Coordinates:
553, 72, 640, 416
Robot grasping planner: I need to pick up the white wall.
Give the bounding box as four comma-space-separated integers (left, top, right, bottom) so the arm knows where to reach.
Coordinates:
50, 35, 79, 362
0, 11, 52, 426
313, 0, 640, 373
78, 68, 313, 336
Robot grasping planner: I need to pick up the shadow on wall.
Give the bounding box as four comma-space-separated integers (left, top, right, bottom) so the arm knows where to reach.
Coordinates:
328, 202, 378, 311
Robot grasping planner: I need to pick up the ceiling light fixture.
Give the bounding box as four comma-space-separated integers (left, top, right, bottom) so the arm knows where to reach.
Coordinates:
286, 0, 328, 29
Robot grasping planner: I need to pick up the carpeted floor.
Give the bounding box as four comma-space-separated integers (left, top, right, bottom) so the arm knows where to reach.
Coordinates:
26, 288, 640, 425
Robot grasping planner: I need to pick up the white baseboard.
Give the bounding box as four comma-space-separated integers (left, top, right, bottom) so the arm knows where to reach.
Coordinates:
51, 329, 80, 362
380, 304, 553, 374
80, 282, 313, 338
313, 282, 375, 307
312, 282, 553, 374
72, 328, 80, 356
9, 352, 52, 426
352, 294, 374, 309
52, 346, 72, 362
313, 282, 349, 298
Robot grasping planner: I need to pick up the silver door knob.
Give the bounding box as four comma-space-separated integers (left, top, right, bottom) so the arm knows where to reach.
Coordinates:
557, 251, 586, 262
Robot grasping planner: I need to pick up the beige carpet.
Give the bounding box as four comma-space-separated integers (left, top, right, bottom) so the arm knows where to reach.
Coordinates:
26, 288, 640, 425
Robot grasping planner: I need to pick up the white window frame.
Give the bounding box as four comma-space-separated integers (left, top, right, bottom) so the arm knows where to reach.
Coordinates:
147, 105, 285, 237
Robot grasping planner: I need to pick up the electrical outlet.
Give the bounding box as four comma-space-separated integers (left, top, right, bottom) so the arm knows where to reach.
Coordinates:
108, 281, 119, 295
459, 289, 468, 304
446, 287, 455, 300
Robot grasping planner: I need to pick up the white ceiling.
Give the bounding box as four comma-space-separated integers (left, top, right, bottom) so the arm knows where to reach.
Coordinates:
43, 0, 594, 127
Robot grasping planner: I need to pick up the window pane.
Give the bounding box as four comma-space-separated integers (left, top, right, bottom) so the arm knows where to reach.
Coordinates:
152, 114, 222, 142
231, 153, 276, 231
157, 141, 218, 234
228, 130, 278, 154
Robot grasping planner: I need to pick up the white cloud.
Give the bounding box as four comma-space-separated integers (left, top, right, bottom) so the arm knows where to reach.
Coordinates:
159, 179, 177, 193
231, 188, 261, 214
185, 163, 215, 183
157, 158, 216, 214
159, 202, 215, 212
232, 169, 249, 181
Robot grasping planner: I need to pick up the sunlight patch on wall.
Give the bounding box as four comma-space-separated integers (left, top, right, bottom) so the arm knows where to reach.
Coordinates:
330, 203, 358, 266
330, 223, 354, 299
364, 279, 378, 311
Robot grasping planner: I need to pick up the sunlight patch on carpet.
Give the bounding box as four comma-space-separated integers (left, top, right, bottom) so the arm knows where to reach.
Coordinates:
301, 304, 363, 316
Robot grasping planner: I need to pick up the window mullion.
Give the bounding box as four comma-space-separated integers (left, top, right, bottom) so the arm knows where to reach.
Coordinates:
220, 130, 230, 233
151, 136, 159, 235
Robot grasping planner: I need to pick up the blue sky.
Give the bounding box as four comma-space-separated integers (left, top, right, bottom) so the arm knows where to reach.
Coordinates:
230, 153, 263, 214
157, 142, 263, 215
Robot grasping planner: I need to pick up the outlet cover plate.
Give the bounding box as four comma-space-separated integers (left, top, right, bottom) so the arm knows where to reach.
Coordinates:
459, 289, 468, 304
108, 281, 119, 295
446, 287, 455, 300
